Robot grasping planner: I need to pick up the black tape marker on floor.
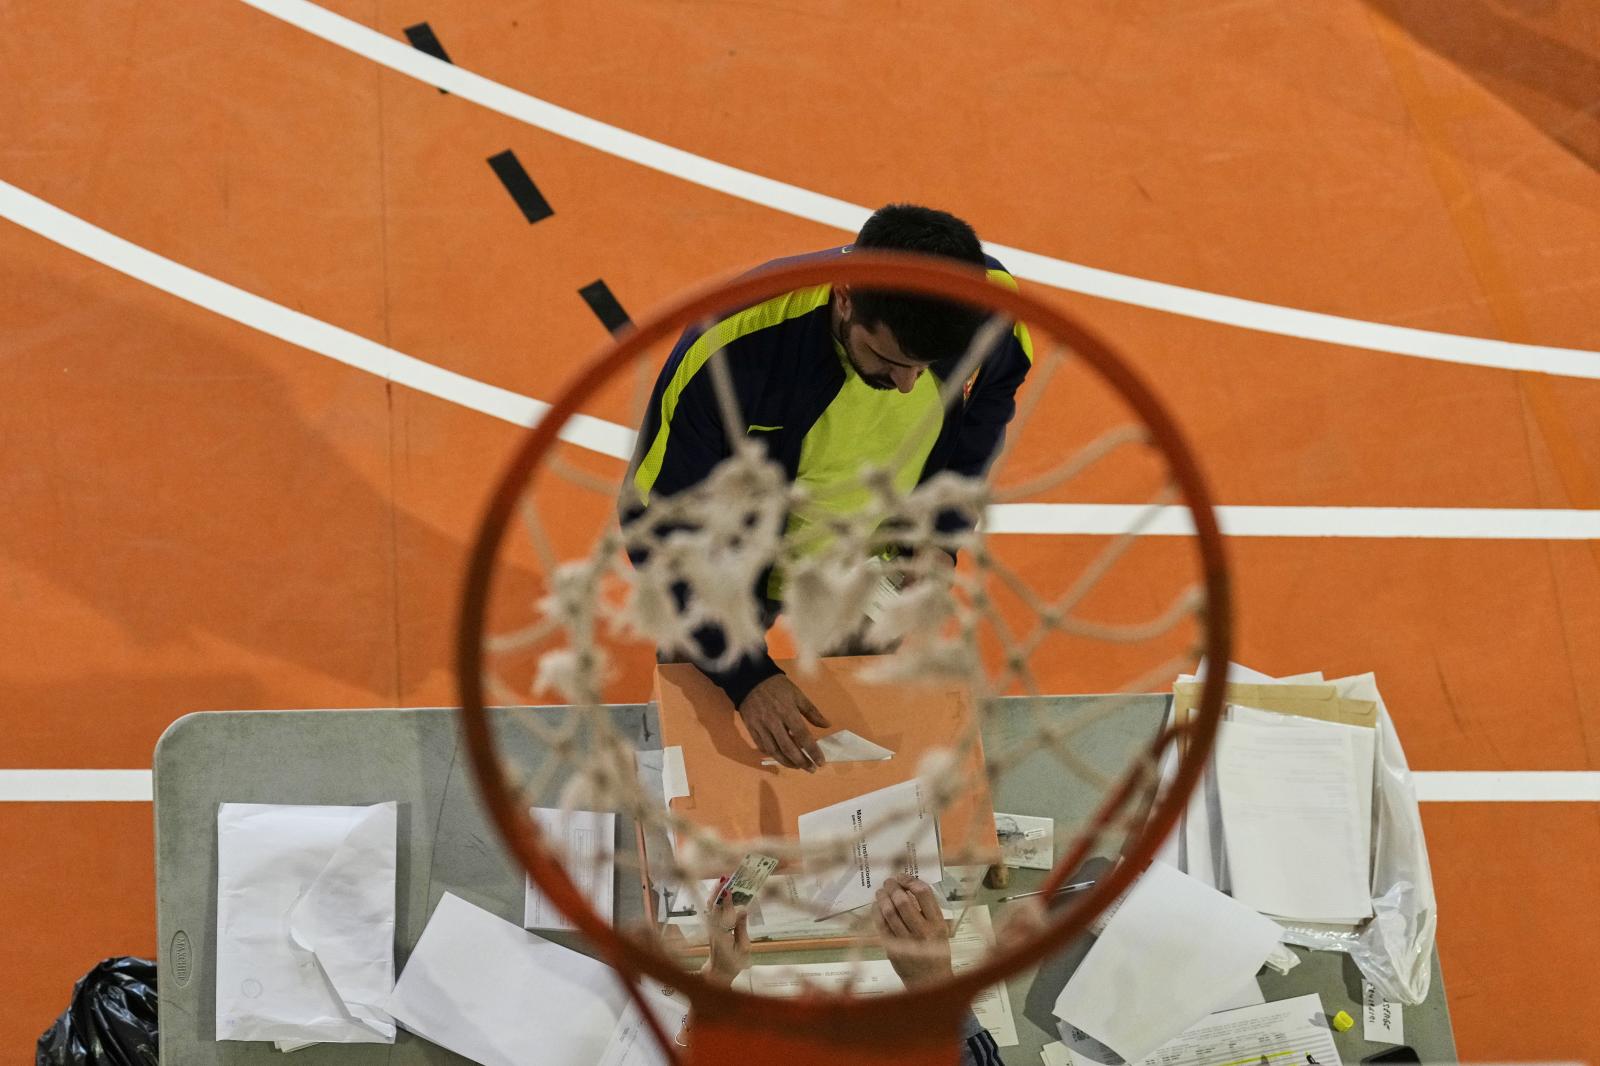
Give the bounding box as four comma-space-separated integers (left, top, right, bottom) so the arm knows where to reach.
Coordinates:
402, 23, 452, 93
579, 280, 632, 335
487, 150, 555, 224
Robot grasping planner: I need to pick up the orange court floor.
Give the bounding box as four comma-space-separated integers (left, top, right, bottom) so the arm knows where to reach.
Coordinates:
3, 1, 1600, 1061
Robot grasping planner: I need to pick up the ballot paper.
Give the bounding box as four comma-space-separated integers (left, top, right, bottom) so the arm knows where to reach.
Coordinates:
524, 807, 616, 930
1058, 993, 1341, 1066
742, 907, 1019, 1050
761, 729, 895, 767
1229, 705, 1375, 913
215, 802, 397, 1044
995, 812, 1053, 870
1215, 715, 1374, 922
744, 874, 859, 940
1053, 861, 1282, 1063
1171, 663, 1317, 886
388, 892, 630, 1066
742, 961, 1018, 1047
596, 979, 689, 1066
797, 778, 942, 917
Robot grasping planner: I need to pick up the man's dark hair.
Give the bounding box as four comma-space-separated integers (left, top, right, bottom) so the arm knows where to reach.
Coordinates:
850, 204, 989, 365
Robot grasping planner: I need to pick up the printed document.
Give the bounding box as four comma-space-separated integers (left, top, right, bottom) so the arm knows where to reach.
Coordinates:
524, 806, 616, 930
738, 905, 1014, 1046
1215, 714, 1374, 922
1058, 993, 1341, 1066
796, 778, 942, 917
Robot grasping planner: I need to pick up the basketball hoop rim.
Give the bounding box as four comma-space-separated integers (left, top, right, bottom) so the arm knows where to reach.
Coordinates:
455, 250, 1232, 1021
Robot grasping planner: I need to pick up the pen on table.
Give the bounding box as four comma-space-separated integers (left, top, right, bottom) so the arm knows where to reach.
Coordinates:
997, 879, 1095, 902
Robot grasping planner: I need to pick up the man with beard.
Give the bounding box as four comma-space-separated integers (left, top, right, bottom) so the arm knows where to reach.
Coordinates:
624, 204, 1032, 770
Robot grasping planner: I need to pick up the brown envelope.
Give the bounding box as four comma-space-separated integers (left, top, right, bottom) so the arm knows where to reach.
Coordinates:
1173, 681, 1377, 729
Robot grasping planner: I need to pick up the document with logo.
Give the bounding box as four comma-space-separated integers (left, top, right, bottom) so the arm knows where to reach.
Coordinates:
796, 778, 942, 918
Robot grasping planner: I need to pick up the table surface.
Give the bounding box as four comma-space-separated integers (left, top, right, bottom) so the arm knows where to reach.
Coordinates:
154, 696, 1455, 1064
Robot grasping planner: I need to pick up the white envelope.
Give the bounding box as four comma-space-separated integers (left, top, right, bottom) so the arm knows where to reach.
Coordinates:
215, 802, 398, 1043
1053, 861, 1281, 1062
388, 892, 631, 1066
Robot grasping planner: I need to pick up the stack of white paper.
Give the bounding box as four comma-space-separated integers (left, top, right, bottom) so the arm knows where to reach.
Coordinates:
1052, 862, 1282, 1063
1216, 712, 1374, 923
215, 802, 398, 1046
796, 778, 942, 917
388, 892, 631, 1066
1163, 662, 1378, 927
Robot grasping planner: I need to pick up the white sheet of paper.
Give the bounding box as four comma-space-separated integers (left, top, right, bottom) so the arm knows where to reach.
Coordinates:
1175, 662, 1301, 886
1363, 980, 1405, 1043
1040, 1042, 1072, 1066
744, 958, 1016, 1046
596, 978, 688, 1066
523, 807, 616, 930
1053, 861, 1282, 1063
388, 892, 629, 1066
995, 812, 1053, 870
215, 802, 397, 1044
1211, 978, 1265, 1012
661, 747, 689, 801
1229, 705, 1375, 878
1215, 716, 1374, 922
797, 778, 942, 917
742, 874, 857, 940
948, 906, 1018, 1047
1062, 993, 1342, 1066
739, 905, 1015, 1047
761, 729, 895, 766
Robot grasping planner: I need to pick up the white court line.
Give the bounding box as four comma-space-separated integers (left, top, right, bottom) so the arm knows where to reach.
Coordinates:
2, 769, 1593, 802
1412, 771, 1600, 802
986, 505, 1600, 539
237, 0, 1600, 380
5, 177, 1599, 541
0, 771, 154, 802
0, 180, 635, 460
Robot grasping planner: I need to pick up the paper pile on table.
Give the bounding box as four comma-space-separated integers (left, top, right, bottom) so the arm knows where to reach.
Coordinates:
388, 892, 633, 1066
1051, 861, 1282, 1062
215, 802, 398, 1048
1165, 662, 1378, 925
1047, 992, 1341, 1066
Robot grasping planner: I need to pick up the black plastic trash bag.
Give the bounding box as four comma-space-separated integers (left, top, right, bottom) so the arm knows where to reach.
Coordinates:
36, 957, 158, 1066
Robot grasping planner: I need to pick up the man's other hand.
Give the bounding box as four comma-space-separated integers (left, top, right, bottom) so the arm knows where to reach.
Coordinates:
737, 674, 830, 771
873, 875, 953, 989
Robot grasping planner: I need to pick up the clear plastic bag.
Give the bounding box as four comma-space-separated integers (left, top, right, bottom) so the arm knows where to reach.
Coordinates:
1272, 673, 1437, 1004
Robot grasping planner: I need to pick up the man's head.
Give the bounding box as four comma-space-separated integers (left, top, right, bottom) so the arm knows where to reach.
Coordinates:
833, 204, 988, 393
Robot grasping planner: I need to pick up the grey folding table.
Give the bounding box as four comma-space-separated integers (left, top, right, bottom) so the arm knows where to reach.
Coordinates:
154, 696, 1455, 1063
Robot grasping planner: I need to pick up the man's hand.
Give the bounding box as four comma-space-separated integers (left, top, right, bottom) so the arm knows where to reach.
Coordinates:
873, 875, 953, 989
699, 894, 750, 987
737, 674, 830, 771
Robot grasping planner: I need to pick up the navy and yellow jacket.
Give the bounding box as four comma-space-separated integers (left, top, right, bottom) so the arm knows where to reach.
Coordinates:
625, 246, 1033, 705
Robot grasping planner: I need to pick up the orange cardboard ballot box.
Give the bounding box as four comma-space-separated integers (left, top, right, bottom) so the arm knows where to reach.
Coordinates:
652, 656, 1000, 866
